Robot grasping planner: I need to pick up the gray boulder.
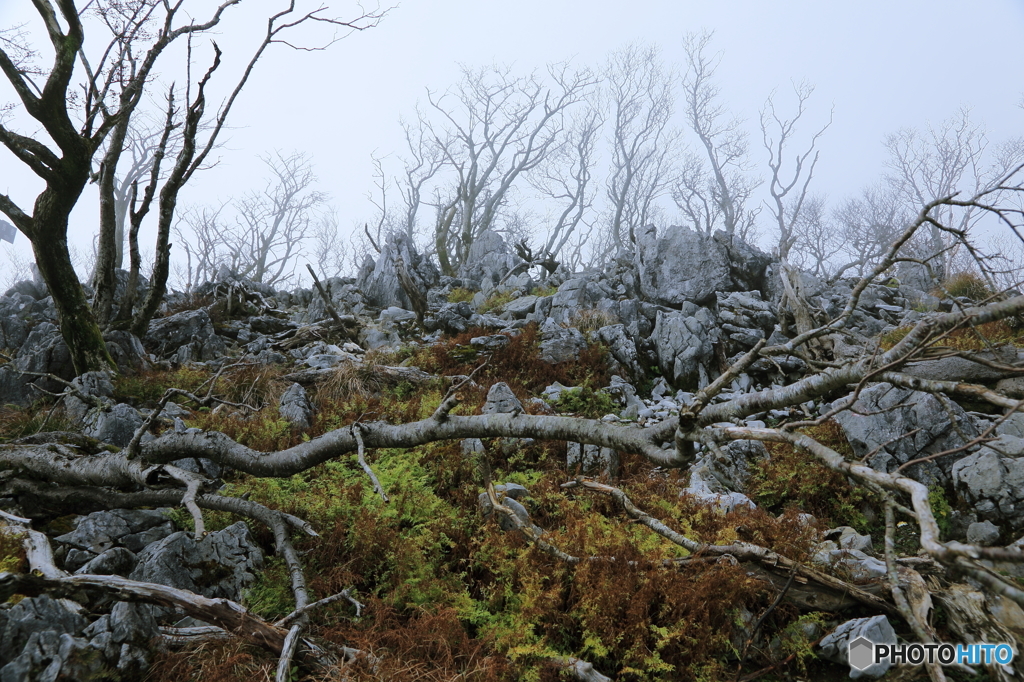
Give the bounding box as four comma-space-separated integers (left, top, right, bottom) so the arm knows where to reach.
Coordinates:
833, 382, 979, 485
539, 321, 587, 364
63, 371, 115, 422
681, 464, 756, 513
279, 382, 313, 430
966, 520, 1002, 546
652, 304, 718, 387
82, 402, 143, 448
0, 323, 76, 406
129, 522, 264, 609
56, 509, 175, 570
458, 229, 522, 292
0, 596, 88, 666
597, 324, 642, 379
482, 382, 524, 415
713, 230, 773, 293
144, 308, 226, 361
103, 330, 151, 374
636, 224, 732, 306
567, 442, 619, 478
952, 443, 1024, 530
818, 615, 896, 679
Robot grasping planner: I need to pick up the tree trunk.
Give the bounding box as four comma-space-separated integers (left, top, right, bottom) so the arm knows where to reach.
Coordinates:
30, 222, 114, 372
31, 198, 115, 374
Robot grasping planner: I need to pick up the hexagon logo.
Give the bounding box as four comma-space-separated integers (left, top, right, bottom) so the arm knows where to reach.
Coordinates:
848, 636, 875, 671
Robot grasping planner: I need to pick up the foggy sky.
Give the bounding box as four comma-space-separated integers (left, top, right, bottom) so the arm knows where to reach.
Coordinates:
1, 0, 1022, 278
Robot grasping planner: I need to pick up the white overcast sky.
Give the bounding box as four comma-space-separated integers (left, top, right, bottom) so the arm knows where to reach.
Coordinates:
1, 0, 1023, 278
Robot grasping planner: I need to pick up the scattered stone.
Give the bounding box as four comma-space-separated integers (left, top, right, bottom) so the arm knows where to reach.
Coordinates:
482, 382, 524, 415
818, 615, 897, 679
279, 382, 313, 430
966, 520, 1001, 546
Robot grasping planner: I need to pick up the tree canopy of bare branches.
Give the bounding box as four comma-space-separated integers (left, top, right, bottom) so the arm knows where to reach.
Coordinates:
0, 0, 385, 372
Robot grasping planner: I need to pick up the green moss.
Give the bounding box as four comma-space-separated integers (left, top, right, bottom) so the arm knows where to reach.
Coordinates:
553, 386, 617, 419
479, 290, 516, 313
446, 287, 476, 303
929, 486, 954, 540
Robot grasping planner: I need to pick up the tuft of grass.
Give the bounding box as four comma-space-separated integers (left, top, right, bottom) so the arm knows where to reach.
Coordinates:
569, 308, 619, 333
479, 291, 516, 314
935, 271, 993, 301
880, 320, 1024, 351
143, 639, 275, 682
113, 366, 213, 405
532, 284, 558, 298
446, 287, 476, 304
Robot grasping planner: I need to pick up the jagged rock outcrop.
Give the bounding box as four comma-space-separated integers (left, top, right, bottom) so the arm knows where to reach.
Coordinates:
357, 232, 439, 311
458, 229, 524, 292
144, 308, 226, 361
635, 224, 771, 307
832, 382, 979, 486
652, 304, 718, 387
953, 436, 1024, 531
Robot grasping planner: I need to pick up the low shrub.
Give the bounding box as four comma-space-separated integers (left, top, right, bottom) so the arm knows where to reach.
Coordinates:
936, 271, 992, 301
552, 386, 617, 419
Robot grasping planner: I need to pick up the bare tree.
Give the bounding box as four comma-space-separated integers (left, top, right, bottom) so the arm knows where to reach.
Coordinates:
0, 1, 385, 370
884, 107, 1024, 285
527, 107, 602, 267
176, 151, 327, 287
417, 62, 595, 275
673, 31, 759, 239
309, 208, 350, 281
761, 82, 832, 335
603, 44, 677, 252
785, 193, 842, 278
829, 183, 909, 280
174, 204, 228, 292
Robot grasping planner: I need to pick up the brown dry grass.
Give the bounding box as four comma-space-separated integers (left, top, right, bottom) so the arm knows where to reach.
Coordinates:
144, 640, 275, 682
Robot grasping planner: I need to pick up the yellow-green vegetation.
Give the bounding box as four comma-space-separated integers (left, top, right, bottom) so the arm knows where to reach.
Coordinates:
552, 386, 617, 419
0, 402, 77, 443
935, 271, 993, 300
446, 287, 476, 304
928, 486, 955, 540
0, 526, 27, 575
479, 290, 516, 313
880, 319, 1024, 351
0, 325, 845, 681
748, 421, 871, 532
531, 284, 558, 298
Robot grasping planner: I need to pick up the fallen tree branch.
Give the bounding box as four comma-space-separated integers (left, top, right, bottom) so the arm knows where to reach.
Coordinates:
565, 478, 898, 615
352, 423, 388, 502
